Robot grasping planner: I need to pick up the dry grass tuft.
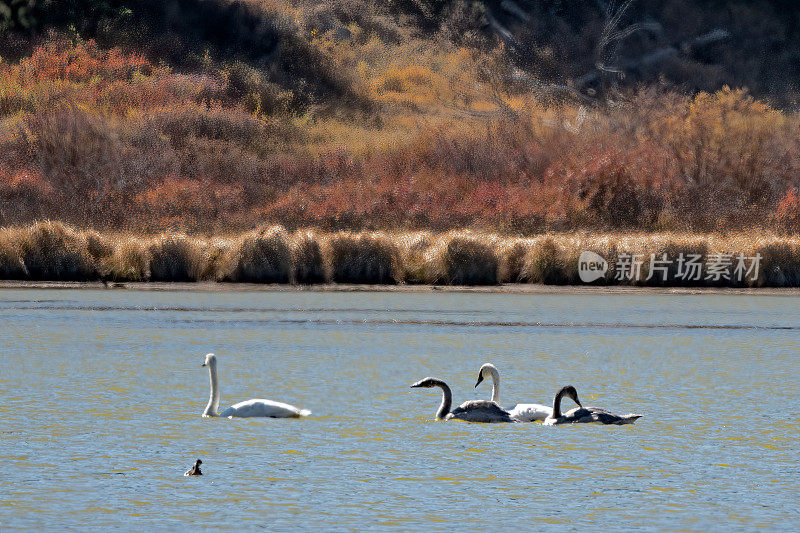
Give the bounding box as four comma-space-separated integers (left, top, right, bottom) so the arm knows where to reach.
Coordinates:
1, 221, 800, 287
325, 232, 400, 284
85, 230, 116, 261
217, 225, 293, 283
104, 237, 150, 281
292, 230, 329, 284
147, 234, 206, 282
497, 238, 534, 284
0, 227, 28, 279
15, 221, 97, 280
520, 237, 569, 284
755, 240, 800, 287
398, 231, 436, 284
426, 232, 499, 285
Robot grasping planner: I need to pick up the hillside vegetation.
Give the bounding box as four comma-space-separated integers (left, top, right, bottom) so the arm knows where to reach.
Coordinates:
2, 0, 800, 234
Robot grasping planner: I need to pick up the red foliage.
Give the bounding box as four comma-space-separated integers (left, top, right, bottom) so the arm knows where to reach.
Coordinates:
16, 39, 151, 84
774, 189, 800, 232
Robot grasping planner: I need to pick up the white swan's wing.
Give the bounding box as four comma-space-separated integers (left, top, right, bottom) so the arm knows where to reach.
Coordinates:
450, 400, 515, 423
220, 399, 311, 418
508, 403, 552, 422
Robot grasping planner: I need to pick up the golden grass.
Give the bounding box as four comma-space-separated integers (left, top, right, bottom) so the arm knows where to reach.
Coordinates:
217, 225, 293, 283
12, 221, 98, 280
324, 231, 400, 284
1, 222, 800, 287
147, 234, 207, 282
397, 231, 435, 284
0, 227, 27, 279
104, 237, 150, 281
425, 231, 500, 285
292, 230, 329, 284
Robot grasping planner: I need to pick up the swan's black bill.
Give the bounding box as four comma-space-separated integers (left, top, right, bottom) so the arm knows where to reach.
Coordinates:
474, 373, 484, 388
201, 363, 206, 367
410, 377, 438, 388
557, 385, 583, 408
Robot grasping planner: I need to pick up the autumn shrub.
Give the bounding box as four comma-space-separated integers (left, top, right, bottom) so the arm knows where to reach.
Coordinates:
520, 237, 569, 284
14, 220, 98, 280
292, 230, 329, 284
3, 38, 800, 235
146, 104, 265, 147
0, 227, 27, 279
661, 88, 798, 229
324, 232, 399, 284
754, 241, 800, 288
217, 225, 293, 283
147, 235, 206, 282
425, 231, 499, 285
226, 61, 295, 115
105, 237, 150, 281
774, 189, 800, 233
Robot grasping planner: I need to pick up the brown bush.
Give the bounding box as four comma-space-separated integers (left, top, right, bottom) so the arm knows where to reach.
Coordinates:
147, 235, 206, 282
292, 230, 329, 284
426, 231, 499, 285
324, 232, 399, 284
15, 221, 98, 280
217, 226, 293, 283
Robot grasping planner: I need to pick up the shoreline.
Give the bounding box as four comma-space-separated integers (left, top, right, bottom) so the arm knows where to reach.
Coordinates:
3, 280, 800, 296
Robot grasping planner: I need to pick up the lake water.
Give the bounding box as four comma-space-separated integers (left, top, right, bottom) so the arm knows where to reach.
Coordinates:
1, 287, 799, 530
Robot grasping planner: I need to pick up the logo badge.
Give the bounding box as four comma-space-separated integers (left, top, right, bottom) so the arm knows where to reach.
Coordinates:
578, 251, 608, 283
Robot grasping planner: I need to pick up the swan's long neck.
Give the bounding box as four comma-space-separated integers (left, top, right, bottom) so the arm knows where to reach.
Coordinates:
434, 381, 453, 420
204, 363, 221, 417
488, 366, 500, 404
552, 389, 565, 419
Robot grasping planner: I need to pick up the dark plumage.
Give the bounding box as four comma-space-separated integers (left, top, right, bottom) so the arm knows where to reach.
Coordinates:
184, 459, 203, 476
411, 376, 515, 423
544, 385, 642, 425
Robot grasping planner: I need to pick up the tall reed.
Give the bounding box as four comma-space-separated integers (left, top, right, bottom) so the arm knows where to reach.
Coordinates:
217, 226, 293, 283
1, 221, 799, 287
425, 231, 499, 285
324, 232, 400, 284
14, 221, 97, 280
147, 234, 206, 282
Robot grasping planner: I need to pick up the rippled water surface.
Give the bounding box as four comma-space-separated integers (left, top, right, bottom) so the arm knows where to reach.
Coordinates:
2, 288, 799, 530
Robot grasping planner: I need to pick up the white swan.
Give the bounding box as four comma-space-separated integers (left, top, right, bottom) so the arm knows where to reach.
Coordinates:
543, 385, 642, 425
201, 353, 311, 418
411, 377, 515, 423
474, 363, 552, 422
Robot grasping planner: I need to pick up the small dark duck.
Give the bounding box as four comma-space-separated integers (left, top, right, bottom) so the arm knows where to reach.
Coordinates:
184, 459, 203, 476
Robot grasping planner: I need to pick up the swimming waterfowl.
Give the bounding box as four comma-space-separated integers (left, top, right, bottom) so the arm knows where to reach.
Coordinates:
202, 353, 311, 418
474, 363, 552, 422
184, 459, 202, 476
543, 385, 642, 425
411, 377, 515, 423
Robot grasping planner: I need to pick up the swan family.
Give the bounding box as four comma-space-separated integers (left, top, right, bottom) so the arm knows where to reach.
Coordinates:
200, 353, 640, 425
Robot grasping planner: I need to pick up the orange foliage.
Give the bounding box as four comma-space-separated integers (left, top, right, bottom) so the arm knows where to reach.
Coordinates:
2, 39, 800, 234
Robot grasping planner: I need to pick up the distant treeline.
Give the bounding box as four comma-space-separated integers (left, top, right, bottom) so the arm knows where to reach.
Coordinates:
2, 221, 799, 287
